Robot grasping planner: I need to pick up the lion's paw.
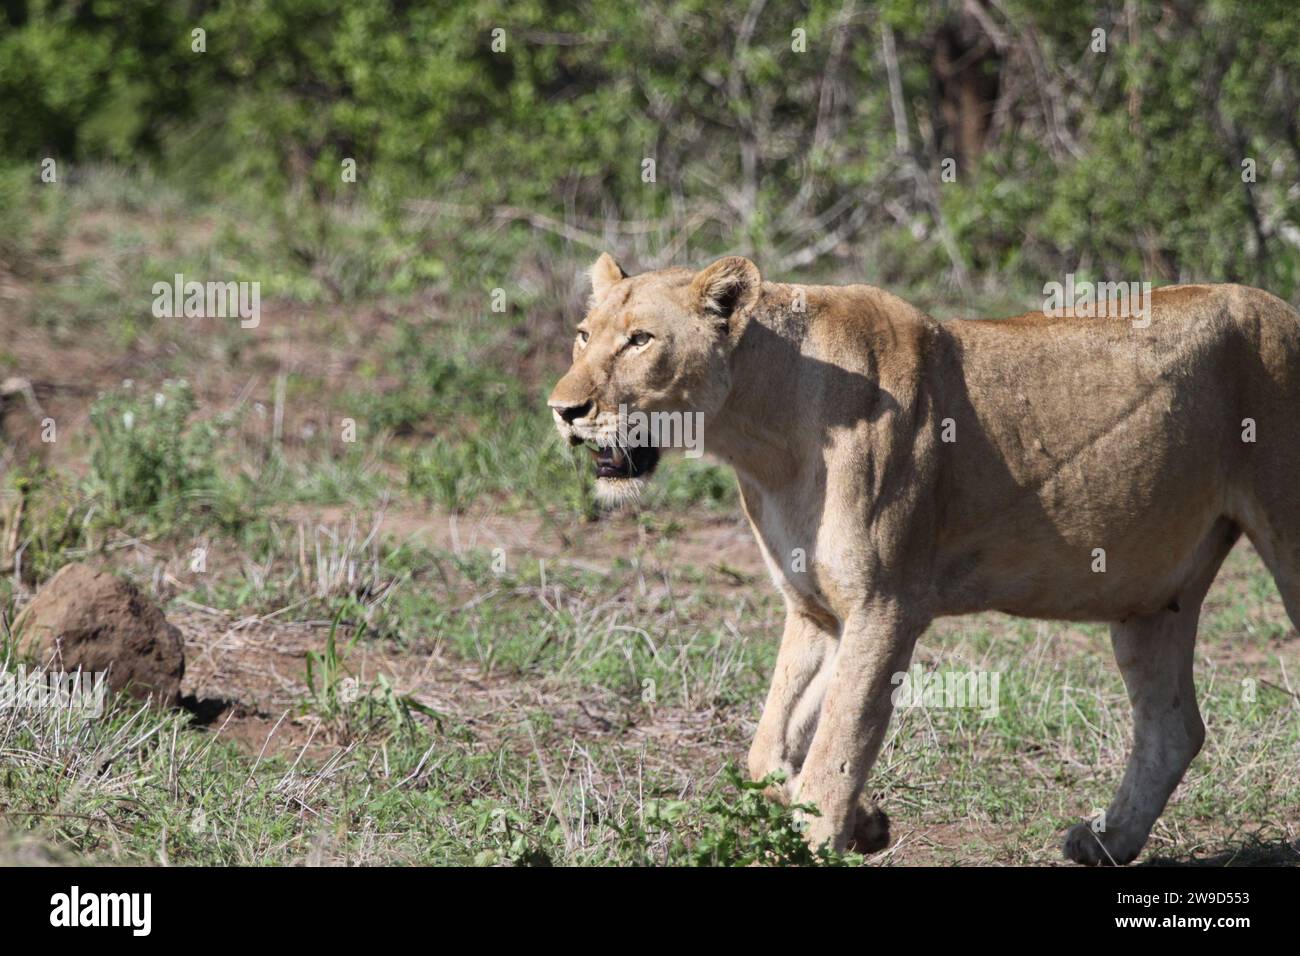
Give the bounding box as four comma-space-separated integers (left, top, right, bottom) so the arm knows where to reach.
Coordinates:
847, 799, 891, 854
1062, 821, 1142, 866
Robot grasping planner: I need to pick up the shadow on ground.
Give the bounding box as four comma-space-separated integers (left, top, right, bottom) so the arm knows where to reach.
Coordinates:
1143, 837, 1300, 867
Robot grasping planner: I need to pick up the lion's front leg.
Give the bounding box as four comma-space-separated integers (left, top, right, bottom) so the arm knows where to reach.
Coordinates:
793, 605, 924, 854
748, 609, 836, 795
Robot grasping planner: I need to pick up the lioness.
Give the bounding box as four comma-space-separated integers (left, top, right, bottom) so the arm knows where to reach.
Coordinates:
548, 253, 1300, 864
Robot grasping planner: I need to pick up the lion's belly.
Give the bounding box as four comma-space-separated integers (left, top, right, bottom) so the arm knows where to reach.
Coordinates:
934, 516, 1220, 620
933, 415, 1233, 621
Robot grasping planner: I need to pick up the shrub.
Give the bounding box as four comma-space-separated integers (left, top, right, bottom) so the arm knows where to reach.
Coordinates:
87, 379, 228, 525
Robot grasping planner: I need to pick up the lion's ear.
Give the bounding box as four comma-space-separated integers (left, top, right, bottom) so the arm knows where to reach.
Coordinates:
589, 253, 627, 301
690, 257, 761, 324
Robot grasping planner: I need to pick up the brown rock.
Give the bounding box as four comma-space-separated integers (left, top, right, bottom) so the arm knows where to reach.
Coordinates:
13, 563, 185, 707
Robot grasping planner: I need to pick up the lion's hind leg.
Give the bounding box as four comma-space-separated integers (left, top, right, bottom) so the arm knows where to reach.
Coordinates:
1063, 520, 1237, 865
1063, 606, 1204, 865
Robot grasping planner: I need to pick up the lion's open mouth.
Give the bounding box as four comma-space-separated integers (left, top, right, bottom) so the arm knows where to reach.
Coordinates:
586, 441, 660, 480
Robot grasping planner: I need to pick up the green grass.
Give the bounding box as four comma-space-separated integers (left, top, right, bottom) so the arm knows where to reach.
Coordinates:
0, 642, 843, 866
5, 515, 1296, 866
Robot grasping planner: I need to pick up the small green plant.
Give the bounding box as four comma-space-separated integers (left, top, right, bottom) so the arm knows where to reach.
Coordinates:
87, 379, 227, 525
303, 600, 364, 725
0, 467, 94, 585
359, 672, 444, 736
303, 600, 443, 737
668, 765, 864, 867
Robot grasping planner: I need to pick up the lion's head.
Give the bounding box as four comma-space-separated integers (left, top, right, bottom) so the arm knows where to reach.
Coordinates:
548, 253, 761, 503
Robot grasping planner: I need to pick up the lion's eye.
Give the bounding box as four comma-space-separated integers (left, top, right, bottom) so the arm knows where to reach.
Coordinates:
576, 330, 590, 347
629, 331, 653, 347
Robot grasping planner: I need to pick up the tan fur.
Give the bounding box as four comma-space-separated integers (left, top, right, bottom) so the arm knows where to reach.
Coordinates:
549, 255, 1300, 864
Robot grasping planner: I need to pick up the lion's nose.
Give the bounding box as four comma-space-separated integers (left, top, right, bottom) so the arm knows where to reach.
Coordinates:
550, 398, 593, 423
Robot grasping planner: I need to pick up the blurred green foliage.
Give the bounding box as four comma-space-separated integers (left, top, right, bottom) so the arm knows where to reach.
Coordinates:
2, 0, 1298, 295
